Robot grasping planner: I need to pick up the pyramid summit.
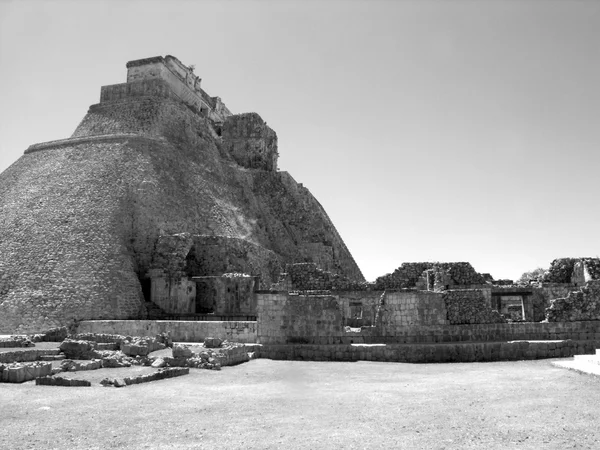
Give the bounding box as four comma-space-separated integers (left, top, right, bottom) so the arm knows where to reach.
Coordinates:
0, 55, 364, 333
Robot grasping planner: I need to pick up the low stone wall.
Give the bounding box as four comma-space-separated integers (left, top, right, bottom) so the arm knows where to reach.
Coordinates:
0, 349, 60, 364
36, 376, 91, 387
259, 320, 600, 345
256, 339, 599, 363
76, 320, 257, 343
375, 262, 485, 290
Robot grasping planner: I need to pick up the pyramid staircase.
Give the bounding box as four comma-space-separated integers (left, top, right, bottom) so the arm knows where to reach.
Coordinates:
552, 348, 600, 377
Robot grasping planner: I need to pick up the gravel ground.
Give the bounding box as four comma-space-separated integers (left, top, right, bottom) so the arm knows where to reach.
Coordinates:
1, 358, 599, 449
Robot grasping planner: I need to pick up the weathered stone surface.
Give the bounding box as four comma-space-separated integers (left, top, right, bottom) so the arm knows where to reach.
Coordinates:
0, 361, 52, 383
172, 344, 193, 358
59, 340, 100, 360
203, 337, 223, 348
375, 262, 486, 290
547, 281, 600, 322
443, 290, 506, 325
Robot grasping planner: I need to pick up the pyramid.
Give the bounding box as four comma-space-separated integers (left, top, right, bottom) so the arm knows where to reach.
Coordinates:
0, 55, 364, 333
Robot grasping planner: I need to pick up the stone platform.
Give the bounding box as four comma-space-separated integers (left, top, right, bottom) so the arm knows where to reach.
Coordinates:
254, 339, 599, 364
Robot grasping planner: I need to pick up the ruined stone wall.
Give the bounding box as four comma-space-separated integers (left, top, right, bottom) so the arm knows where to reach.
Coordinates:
77, 320, 257, 343
543, 258, 600, 284
185, 235, 282, 286
222, 113, 278, 172
150, 273, 196, 315
257, 293, 345, 344
376, 291, 449, 330
375, 262, 485, 290
257, 290, 449, 344
195, 275, 257, 316
257, 339, 598, 363
284, 263, 366, 291
529, 284, 576, 322
546, 281, 600, 322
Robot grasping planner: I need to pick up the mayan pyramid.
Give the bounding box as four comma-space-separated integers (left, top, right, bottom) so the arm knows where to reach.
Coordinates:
0, 55, 364, 333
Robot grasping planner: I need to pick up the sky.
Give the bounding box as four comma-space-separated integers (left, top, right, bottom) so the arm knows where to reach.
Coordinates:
1, 0, 600, 282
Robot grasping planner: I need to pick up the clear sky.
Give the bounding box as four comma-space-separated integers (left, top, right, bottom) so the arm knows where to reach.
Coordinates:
1, 0, 599, 282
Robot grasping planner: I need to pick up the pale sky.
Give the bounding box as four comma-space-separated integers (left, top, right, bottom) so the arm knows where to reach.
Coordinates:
1, 0, 599, 282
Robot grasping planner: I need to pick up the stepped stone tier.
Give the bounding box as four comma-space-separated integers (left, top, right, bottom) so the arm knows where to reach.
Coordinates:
0, 55, 364, 333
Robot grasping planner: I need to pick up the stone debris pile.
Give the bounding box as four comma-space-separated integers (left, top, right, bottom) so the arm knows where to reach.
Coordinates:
30, 326, 69, 343
100, 367, 190, 388
0, 335, 35, 348
61, 359, 103, 372
36, 376, 91, 387
153, 340, 250, 370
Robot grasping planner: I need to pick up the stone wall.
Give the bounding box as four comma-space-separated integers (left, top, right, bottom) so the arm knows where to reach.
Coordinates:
546, 281, 600, 322
375, 262, 485, 290
76, 320, 257, 343
194, 274, 257, 315
257, 293, 344, 345
283, 263, 367, 292
256, 339, 599, 363
443, 290, 506, 325
376, 291, 448, 330
222, 113, 278, 172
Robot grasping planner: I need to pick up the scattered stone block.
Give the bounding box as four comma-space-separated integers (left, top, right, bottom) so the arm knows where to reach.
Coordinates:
204, 337, 223, 348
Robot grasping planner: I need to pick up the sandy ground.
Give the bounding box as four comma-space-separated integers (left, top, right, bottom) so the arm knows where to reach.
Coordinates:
0, 358, 599, 449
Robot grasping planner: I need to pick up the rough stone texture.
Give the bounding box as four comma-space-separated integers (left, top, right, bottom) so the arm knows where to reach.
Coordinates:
222, 113, 278, 171
283, 262, 368, 292
443, 290, 506, 325
60, 359, 102, 372
257, 291, 450, 345
257, 339, 598, 363
0, 361, 52, 383
0, 56, 363, 333
121, 367, 189, 386
543, 258, 600, 284
59, 339, 100, 360
376, 291, 449, 330
375, 262, 485, 290
0, 349, 60, 364
0, 336, 34, 348
193, 274, 257, 315
546, 281, 600, 322
76, 320, 257, 343
36, 376, 91, 387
